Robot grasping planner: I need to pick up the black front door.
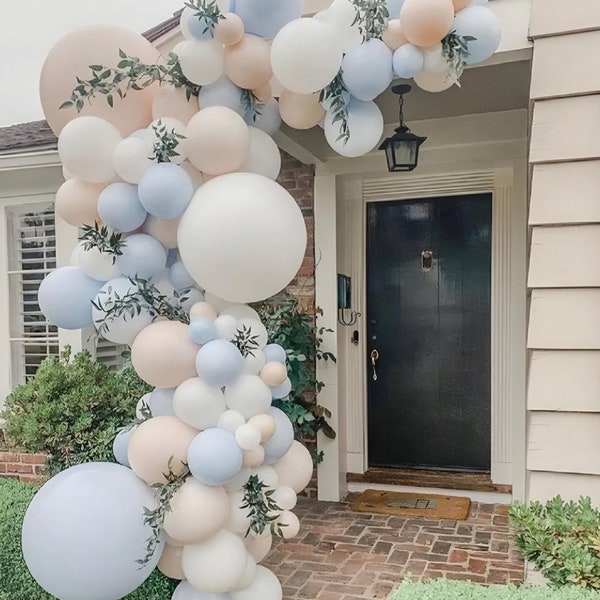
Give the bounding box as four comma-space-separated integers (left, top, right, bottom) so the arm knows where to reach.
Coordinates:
366, 194, 492, 472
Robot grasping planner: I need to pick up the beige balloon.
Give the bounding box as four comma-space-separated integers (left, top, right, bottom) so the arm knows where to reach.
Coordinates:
259, 362, 288, 387
252, 82, 272, 103
452, 0, 471, 11
382, 19, 408, 51
414, 69, 454, 92
54, 178, 103, 226
400, 0, 454, 47
142, 215, 179, 249
272, 441, 313, 493
276, 510, 300, 539
244, 533, 272, 563
186, 106, 250, 176
158, 544, 185, 580
163, 478, 229, 544
248, 414, 276, 443
131, 320, 199, 388
278, 90, 325, 130
152, 84, 199, 125
215, 12, 245, 46
40, 25, 160, 136
242, 446, 265, 468
190, 301, 218, 320
224, 34, 273, 91
127, 416, 198, 485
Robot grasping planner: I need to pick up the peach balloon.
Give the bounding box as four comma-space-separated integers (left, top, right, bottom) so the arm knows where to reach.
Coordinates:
400, 0, 454, 47
260, 362, 288, 387
190, 302, 218, 320
163, 479, 229, 544
158, 544, 185, 580
248, 414, 276, 443
186, 106, 250, 176
252, 82, 272, 103
272, 441, 314, 493
142, 215, 179, 249
152, 85, 199, 125
452, 0, 471, 11
40, 25, 160, 136
54, 178, 103, 226
278, 90, 325, 130
215, 13, 245, 46
243, 446, 266, 468
180, 160, 205, 189
382, 19, 408, 51
131, 320, 199, 387
224, 34, 272, 91
127, 416, 198, 485
414, 69, 454, 92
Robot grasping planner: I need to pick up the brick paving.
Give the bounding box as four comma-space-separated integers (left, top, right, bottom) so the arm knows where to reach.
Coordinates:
264, 495, 524, 600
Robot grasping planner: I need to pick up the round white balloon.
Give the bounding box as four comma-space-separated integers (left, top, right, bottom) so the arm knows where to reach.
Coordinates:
239, 127, 281, 180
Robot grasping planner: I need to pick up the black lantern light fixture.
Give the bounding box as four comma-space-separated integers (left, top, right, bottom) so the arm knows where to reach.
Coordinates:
379, 84, 426, 172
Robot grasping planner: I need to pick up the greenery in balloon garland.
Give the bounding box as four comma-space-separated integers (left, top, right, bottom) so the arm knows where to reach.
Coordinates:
138, 461, 191, 567
233, 325, 261, 358
241, 474, 285, 538
240, 89, 264, 123
351, 0, 390, 41
441, 32, 477, 86
320, 71, 350, 146
60, 50, 200, 112
79, 223, 126, 263
184, 0, 226, 37
151, 119, 187, 163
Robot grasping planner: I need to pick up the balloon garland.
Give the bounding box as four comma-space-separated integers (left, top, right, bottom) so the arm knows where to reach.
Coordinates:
24, 1, 502, 599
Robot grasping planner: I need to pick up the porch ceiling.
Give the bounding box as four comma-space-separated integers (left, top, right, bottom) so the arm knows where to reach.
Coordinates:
278, 59, 532, 163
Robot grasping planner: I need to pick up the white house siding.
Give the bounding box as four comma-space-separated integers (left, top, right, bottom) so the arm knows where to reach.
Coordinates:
526, 0, 600, 505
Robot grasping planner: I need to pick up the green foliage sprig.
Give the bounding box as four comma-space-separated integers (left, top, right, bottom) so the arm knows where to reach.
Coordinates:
320, 71, 350, 145
233, 324, 260, 358
138, 461, 190, 567
509, 495, 600, 589
60, 50, 200, 112
184, 0, 226, 37
351, 0, 390, 41
79, 223, 125, 263
442, 32, 477, 86
240, 89, 264, 123
151, 119, 186, 163
241, 474, 285, 537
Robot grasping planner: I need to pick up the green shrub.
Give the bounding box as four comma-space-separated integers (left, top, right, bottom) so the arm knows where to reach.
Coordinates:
1, 346, 151, 476
388, 579, 599, 599
0, 478, 177, 600
509, 496, 600, 590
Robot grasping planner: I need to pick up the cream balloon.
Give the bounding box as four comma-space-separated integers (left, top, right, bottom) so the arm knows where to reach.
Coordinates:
218, 410, 247, 433
230, 566, 282, 600
248, 414, 276, 442
142, 215, 179, 249
158, 544, 185, 580
414, 69, 454, 92
58, 117, 121, 183
180, 161, 205, 189
77, 245, 120, 281
176, 39, 225, 86
113, 137, 155, 184
152, 85, 199, 125
276, 510, 300, 539
272, 441, 313, 493
244, 533, 272, 563
278, 90, 325, 130
40, 25, 160, 136
260, 362, 288, 387
190, 302, 218, 320
382, 19, 408, 50
272, 486, 297, 510
243, 350, 266, 375
220, 304, 260, 320
224, 34, 272, 90
235, 424, 262, 451
131, 320, 199, 388
226, 489, 252, 534
186, 107, 250, 176
242, 446, 265, 468
452, 0, 471, 10
54, 179, 103, 226
422, 43, 447, 73
173, 377, 227, 430
215, 12, 245, 45
239, 127, 281, 180
400, 0, 454, 47
315, 0, 363, 53
224, 375, 273, 420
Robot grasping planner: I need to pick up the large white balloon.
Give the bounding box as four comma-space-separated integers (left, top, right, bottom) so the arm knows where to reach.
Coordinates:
224, 374, 273, 419
22, 463, 162, 600
178, 173, 307, 303
271, 18, 343, 94
173, 377, 227, 430
176, 39, 225, 85
314, 0, 363, 52
113, 136, 155, 183
230, 566, 282, 600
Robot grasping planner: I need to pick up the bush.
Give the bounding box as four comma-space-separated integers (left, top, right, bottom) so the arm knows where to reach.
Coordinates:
0, 478, 177, 600
1, 346, 151, 475
509, 496, 600, 590
388, 579, 599, 599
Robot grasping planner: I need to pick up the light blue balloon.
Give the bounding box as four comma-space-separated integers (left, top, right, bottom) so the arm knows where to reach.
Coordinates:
392, 44, 424, 79
138, 163, 194, 220
38, 266, 103, 330
166, 248, 179, 268
188, 428, 243, 486
97, 183, 147, 233
271, 377, 292, 400
263, 406, 295, 464
169, 261, 195, 291
198, 78, 247, 118
263, 343, 287, 364
385, 0, 405, 18
113, 426, 136, 467
148, 387, 177, 416
195, 340, 244, 387
342, 39, 393, 101
454, 6, 502, 65
117, 233, 167, 280
182, 9, 214, 40
22, 463, 163, 600
189, 317, 217, 346
172, 580, 231, 600
470, 0, 489, 7
233, 0, 303, 39
245, 98, 281, 135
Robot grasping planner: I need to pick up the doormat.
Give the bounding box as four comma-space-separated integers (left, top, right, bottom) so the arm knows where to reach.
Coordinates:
350, 489, 471, 520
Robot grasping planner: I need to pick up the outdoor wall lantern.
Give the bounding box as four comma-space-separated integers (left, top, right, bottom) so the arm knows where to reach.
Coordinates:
379, 84, 427, 172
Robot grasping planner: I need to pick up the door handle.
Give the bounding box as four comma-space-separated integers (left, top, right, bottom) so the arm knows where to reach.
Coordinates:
370, 349, 379, 381
421, 250, 433, 272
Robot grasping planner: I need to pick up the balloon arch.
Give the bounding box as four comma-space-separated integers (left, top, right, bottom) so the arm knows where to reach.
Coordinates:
22, 1, 501, 598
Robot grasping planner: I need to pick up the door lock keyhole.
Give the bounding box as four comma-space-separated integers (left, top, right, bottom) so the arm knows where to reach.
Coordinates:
421, 250, 433, 272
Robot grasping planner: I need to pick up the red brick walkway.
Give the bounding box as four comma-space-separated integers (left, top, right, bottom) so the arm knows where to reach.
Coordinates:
264, 496, 524, 600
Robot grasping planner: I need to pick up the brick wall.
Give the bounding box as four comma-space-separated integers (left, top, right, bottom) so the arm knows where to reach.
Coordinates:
0, 451, 46, 483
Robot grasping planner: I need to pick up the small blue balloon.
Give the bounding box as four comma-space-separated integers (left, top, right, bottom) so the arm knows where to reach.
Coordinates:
169, 261, 196, 291
97, 183, 147, 233
233, 0, 303, 39
342, 39, 393, 102
38, 266, 103, 330
189, 317, 217, 345
117, 233, 167, 280
138, 163, 194, 220
198, 78, 247, 118
183, 9, 214, 40
147, 388, 176, 417
263, 344, 287, 364
263, 407, 294, 464
392, 44, 424, 79
113, 427, 136, 468
166, 248, 179, 268
195, 340, 244, 387
270, 377, 292, 400
188, 428, 243, 486
245, 98, 281, 135
385, 0, 405, 18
